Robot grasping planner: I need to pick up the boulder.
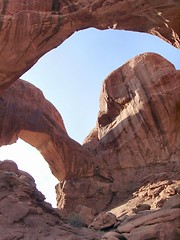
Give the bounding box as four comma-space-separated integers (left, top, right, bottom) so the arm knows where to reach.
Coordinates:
162, 195, 180, 209
124, 222, 180, 240
132, 204, 151, 214
75, 205, 97, 227
117, 208, 180, 233
101, 232, 127, 240
89, 212, 117, 230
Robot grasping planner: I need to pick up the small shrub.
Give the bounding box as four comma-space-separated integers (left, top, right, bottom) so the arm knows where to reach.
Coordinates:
68, 213, 84, 228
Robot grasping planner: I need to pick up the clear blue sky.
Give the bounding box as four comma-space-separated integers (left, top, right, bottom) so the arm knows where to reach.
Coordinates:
0, 28, 179, 206
22, 28, 180, 143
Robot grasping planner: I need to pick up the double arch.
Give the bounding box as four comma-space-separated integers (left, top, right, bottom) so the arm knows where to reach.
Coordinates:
0, 0, 179, 181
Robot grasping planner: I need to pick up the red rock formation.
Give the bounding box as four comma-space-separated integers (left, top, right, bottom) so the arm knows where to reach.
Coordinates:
0, 79, 94, 180
58, 52, 180, 212
117, 208, 180, 240
0, 160, 102, 239
0, 51, 179, 214
1, 159, 179, 240
85, 52, 180, 172
0, 0, 179, 92
0, 2, 180, 238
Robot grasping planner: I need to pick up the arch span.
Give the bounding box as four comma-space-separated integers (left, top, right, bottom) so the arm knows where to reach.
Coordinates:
0, 0, 179, 211
0, 0, 179, 92
0, 79, 94, 180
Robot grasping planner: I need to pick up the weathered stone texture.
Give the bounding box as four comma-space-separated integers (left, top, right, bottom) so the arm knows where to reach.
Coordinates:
0, 53, 179, 213
0, 160, 102, 240
0, 79, 94, 180
0, 0, 179, 91
85, 53, 180, 175
0, 1, 180, 239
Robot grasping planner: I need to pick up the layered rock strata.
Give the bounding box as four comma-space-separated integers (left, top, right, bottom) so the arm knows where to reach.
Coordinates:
0, 0, 179, 92
85, 52, 180, 170
57, 52, 180, 212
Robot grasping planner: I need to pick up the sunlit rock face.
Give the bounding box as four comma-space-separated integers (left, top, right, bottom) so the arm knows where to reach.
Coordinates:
0, 79, 94, 180
0, 0, 179, 91
58, 52, 180, 212
85, 53, 180, 174
0, 0, 180, 215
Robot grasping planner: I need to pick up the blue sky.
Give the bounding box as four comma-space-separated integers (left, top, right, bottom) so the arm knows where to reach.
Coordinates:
21, 28, 180, 143
0, 28, 179, 206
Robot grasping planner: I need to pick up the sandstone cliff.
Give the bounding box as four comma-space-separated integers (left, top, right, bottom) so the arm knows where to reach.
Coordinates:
85, 52, 180, 170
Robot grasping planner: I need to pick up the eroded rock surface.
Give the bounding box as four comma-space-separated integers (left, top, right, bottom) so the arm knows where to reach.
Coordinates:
0, 0, 179, 91
0, 160, 102, 240
1, 160, 179, 240
85, 53, 180, 170
117, 208, 180, 240
58, 53, 180, 212
100, 177, 180, 239
0, 52, 179, 215
0, 1, 180, 239
0, 79, 94, 180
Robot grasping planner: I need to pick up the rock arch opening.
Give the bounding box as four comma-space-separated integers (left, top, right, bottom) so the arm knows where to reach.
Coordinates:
0, 0, 179, 219
0, 29, 179, 207
0, 139, 58, 207
21, 28, 180, 144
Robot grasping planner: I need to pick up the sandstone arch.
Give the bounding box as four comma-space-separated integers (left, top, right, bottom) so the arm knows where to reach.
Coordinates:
0, 79, 94, 180
0, 0, 179, 92
0, 53, 179, 212
0, 0, 179, 211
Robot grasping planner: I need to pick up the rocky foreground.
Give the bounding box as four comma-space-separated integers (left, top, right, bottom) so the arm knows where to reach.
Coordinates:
0, 160, 179, 240
0, 160, 102, 240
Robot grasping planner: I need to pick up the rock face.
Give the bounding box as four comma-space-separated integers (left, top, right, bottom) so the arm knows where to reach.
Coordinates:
0, 0, 179, 92
85, 52, 180, 170
1, 53, 178, 209
89, 212, 117, 230
57, 53, 180, 212
100, 176, 180, 240
0, 1, 180, 239
1, 160, 179, 240
0, 79, 94, 180
0, 160, 102, 240
117, 208, 180, 240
